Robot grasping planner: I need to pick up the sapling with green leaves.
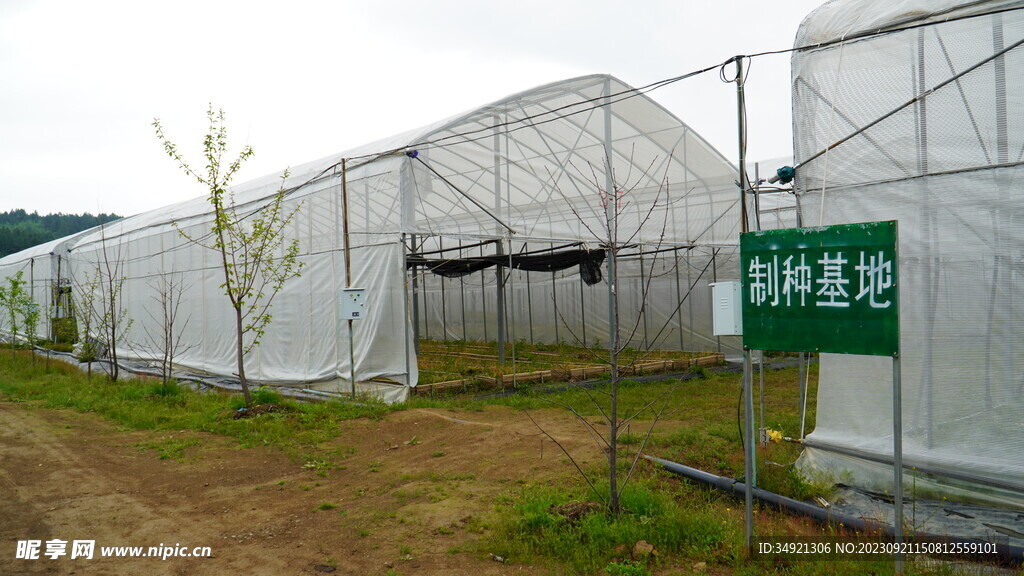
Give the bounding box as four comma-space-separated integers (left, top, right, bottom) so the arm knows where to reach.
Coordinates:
153, 105, 304, 406
21, 290, 39, 361
71, 266, 102, 378
0, 283, 7, 345
0, 271, 31, 353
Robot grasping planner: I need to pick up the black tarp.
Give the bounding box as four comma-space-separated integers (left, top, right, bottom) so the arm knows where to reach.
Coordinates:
407, 248, 606, 285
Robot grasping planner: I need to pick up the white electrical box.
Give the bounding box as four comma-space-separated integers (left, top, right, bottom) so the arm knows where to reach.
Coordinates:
710, 281, 743, 336
340, 288, 367, 320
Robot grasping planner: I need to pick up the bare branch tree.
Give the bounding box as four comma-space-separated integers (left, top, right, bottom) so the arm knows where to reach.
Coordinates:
527, 153, 692, 515
68, 226, 132, 381
96, 224, 132, 381
137, 272, 194, 384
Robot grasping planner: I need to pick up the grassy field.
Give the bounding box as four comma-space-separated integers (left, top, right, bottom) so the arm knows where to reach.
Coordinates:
0, 347, 1003, 575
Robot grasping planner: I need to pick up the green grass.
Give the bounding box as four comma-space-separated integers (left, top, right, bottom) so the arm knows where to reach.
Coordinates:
2, 348, 993, 575
488, 479, 737, 574
135, 436, 202, 462
0, 349, 399, 462
0, 348, 814, 493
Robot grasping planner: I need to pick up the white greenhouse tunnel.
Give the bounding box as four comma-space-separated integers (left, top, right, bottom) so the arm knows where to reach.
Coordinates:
0, 74, 749, 404
790, 0, 1024, 509
3, 0, 1020, 518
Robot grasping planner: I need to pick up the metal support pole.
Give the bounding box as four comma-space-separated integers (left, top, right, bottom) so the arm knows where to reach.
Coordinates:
639, 248, 649, 348
525, 246, 535, 344
894, 354, 904, 575
893, 220, 904, 575
481, 243, 488, 341
29, 257, 36, 338
674, 250, 684, 350
580, 272, 588, 347
401, 232, 412, 395
758, 350, 766, 448
735, 56, 750, 234
347, 324, 356, 398
494, 114, 506, 363
439, 238, 448, 342
459, 240, 467, 340
712, 250, 720, 353
743, 349, 755, 555
507, 238, 517, 385
915, 27, 935, 451
737, 54, 756, 558
496, 242, 505, 359
993, 14, 1016, 398
411, 234, 420, 353
798, 352, 808, 440
552, 249, 559, 343
754, 162, 762, 231
687, 251, 694, 348
341, 158, 356, 398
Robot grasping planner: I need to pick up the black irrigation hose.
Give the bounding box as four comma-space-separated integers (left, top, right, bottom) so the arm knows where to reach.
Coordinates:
648, 456, 1024, 566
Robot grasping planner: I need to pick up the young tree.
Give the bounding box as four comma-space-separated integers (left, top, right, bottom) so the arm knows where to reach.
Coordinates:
0, 271, 44, 364
153, 106, 304, 406
95, 225, 132, 381
0, 271, 30, 353
71, 266, 102, 378
68, 228, 132, 381
0, 277, 13, 349
138, 272, 194, 384
529, 156, 686, 515
21, 291, 39, 360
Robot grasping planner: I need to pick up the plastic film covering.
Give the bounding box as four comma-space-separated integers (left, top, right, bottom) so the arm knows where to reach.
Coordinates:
0, 74, 743, 398
402, 75, 738, 246
791, 1, 1024, 507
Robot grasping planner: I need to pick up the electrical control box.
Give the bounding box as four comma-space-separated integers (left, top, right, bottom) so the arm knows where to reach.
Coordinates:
340, 288, 367, 320
710, 281, 743, 336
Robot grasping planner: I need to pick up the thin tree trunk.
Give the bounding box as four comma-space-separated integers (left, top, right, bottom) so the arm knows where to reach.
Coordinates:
608, 247, 620, 514
108, 291, 119, 382
235, 306, 252, 406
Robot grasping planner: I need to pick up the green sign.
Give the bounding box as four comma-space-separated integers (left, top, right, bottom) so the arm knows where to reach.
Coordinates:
740, 221, 899, 356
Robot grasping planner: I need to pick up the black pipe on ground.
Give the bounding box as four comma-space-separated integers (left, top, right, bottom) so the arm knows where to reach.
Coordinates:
646, 455, 1024, 565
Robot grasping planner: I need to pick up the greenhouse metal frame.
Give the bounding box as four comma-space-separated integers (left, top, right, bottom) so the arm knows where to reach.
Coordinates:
0, 74, 746, 402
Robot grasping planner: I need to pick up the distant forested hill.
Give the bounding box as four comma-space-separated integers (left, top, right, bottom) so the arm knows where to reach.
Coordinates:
0, 210, 122, 258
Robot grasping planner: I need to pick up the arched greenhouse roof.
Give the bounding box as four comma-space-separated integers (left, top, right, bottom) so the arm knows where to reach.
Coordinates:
72, 74, 740, 253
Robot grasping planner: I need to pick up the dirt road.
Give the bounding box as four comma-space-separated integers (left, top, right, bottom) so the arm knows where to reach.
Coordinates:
1, 401, 599, 575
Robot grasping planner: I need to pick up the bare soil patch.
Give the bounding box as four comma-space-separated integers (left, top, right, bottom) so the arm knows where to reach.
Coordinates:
0, 401, 605, 575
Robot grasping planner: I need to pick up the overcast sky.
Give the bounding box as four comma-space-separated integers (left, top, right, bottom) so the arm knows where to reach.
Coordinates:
0, 0, 824, 217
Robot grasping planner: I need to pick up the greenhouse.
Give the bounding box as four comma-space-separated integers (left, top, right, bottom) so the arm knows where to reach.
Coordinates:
0, 74, 743, 402
790, 0, 1024, 508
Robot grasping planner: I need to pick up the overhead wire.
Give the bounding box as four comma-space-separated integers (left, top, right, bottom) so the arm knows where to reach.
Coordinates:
67, 2, 1024, 267
343, 2, 1024, 173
